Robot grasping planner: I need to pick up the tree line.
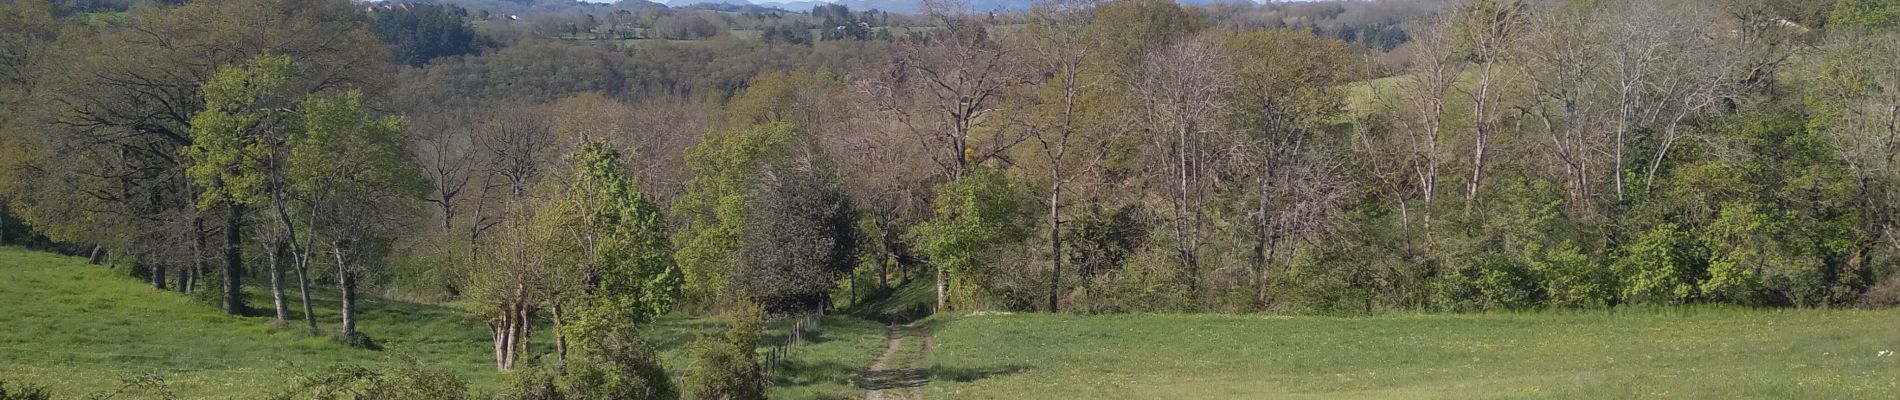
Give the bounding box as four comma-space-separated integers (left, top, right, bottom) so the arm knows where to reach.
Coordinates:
3, 0, 1900, 396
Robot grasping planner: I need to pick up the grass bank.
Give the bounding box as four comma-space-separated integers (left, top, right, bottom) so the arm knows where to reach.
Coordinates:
0, 247, 884, 399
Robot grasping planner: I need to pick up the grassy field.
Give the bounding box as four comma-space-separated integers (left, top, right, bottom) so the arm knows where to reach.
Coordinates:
0, 247, 885, 399
12, 244, 1900, 399
919, 310, 1900, 399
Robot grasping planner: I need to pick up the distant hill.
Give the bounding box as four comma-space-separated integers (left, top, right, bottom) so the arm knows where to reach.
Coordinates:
667, 0, 1259, 14
416, 0, 1257, 15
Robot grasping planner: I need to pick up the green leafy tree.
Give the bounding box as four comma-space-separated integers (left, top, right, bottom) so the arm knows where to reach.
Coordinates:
290, 90, 427, 343
909, 167, 1033, 311
185, 54, 295, 316
732, 150, 858, 312
556, 141, 681, 359
671, 121, 804, 307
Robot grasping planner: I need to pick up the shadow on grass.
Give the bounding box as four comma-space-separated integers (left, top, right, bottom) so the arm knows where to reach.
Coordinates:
930, 364, 1029, 383
762, 325, 841, 346
858, 363, 1029, 391
772, 359, 865, 387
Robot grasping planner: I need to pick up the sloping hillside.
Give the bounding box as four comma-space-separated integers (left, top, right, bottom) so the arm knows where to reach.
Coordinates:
0, 247, 888, 399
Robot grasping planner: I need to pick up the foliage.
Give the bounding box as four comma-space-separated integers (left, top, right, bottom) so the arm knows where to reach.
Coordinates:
1613, 223, 1707, 305
908, 167, 1033, 309
680, 302, 766, 400
562, 142, 681, 336
1439, 251, 1541, 311
0, 379, 50, 400
732, 156, 859, 312
671, 118, 817, 307
184, 54, 292, 210
268, 354, 469, 400
370, 4, 483, 66
1828, 0, 1900, 30
1064, 205, 1148, 287
561, 327, 676, 400
289, 89, 428, 252
291, 88, 426, 341
493, 363, 561, 400
1528, 242, 1616, 308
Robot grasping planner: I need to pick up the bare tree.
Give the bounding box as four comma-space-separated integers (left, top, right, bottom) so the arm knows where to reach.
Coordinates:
463, 105, 562, 370
1134, 33, 1230, 304
1514, 0, 1747, 208
1594, 0, 1744, 199
1391, 14, 1463, 247
1453, 0, 1528, 201
858, 0, 1030, 310
1516, 6, 1607, 214
862, 0, 1028, 180
836, 84, 935, 291
1011, 0, 1109, 312
1220, 30, 1357, 307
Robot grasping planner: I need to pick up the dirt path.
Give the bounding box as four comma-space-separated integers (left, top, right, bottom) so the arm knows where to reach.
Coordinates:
862, 325, 931, 400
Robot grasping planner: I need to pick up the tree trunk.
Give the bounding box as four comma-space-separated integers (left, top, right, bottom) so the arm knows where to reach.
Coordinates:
935, 265, 947, 312
295, 251, 317, 333
491, 301, 519, 371
222, 204, 246, 315
268, 239, 288, 323
1466, 64, 1495, 201
1047, 181, 1062, 313
188, 214, 205, 293
1253, 171, 1269, 307
494, 322, 513, 371
517, 295, 533, 365
492, 281, 530, 371
88, 246, 105, 265
151, 259, 166, 290
492, 325, 508, 371
176, 262, 190, 293
878, 216, 892, 290
552, 301, 568, 363
335, 249, 356, 339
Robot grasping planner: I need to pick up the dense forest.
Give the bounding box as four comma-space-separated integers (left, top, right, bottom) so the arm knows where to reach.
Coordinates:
3, 0, 1900, 397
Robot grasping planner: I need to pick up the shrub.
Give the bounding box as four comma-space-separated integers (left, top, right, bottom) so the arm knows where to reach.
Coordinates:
270, 353, 469, 400
1857, 273, 1900, 308
1529, 243, 1615, 308
0, 379, 50, 400
682, 302, 766, 400
494, 362, 561, 400
1438, 251, 1539, 311
1614, 223, 1707, 305
1283, 247, 1377, 316
564, 333, 675, 400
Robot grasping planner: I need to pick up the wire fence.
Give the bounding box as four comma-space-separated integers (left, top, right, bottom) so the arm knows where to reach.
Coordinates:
758, 305, 825, 378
